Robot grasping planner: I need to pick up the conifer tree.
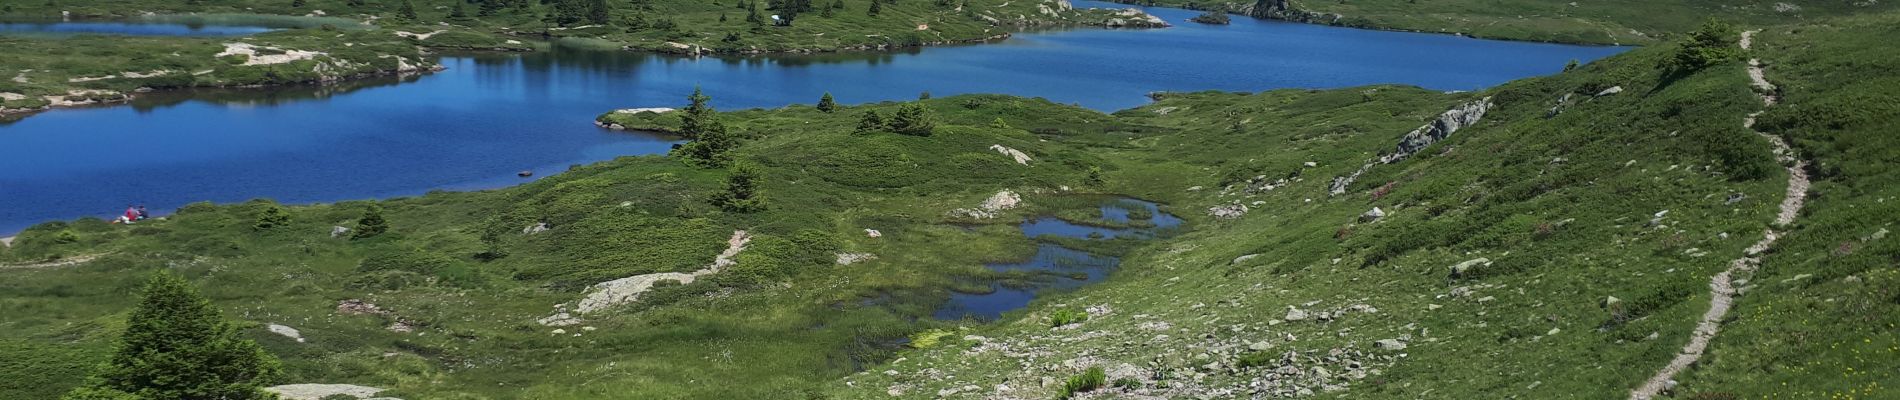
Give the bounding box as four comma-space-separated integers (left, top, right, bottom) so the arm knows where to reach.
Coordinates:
674, 88, 737, 167
868, 0, 881, 16
291, 0, 305, 8
817, 92, 837, 112
397, 0, 419, 20
710, 162, 766, 212
352, 204, 388, 239
587, 0, 611, 24
62, 272, 282, 400
254, 204, 291, 231
855, 110, 886, 134
887, 103, 936, 136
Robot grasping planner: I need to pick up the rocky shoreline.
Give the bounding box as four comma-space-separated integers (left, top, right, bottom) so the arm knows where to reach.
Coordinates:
1096, 0, 1628, 46
0, 65, 444, 119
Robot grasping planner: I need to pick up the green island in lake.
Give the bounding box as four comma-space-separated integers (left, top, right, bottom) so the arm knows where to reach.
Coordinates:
1, 0, 1897, 399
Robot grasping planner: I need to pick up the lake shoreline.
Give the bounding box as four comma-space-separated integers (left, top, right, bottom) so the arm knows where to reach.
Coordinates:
1094, 0, 1642, 46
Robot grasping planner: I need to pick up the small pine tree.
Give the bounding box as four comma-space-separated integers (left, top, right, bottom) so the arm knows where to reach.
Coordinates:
832, 0, 845, 10
63, 272, 282, 400
397, 0, 419, 20
868, 0, 880, 16
450, 1, 469, 20
720, 13, 728, 22
291, 0, 305, 8
710, 162, 766, 212
351, 204, 388, 239
1085, 166, 1105, 186
673, 88, 738, 166
1663, 18, 1741, 74
816, 92, 837, 112
680, 87, 715, 139
587, 0, 611, 24
253, 204, 291, 230
855, 110, 886, 134
917, 91, 930, 100
887, 103, 936, 136
1563, 58, 1580, 72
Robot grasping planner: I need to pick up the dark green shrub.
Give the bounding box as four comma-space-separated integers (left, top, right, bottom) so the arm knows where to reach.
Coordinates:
1050, 308, 1088, 327
351, 205, 387, 239
63, 272, 282, 399
887, 103, 937, 136
1662, 19, 1741, 74
1057, 367, 1106, 399
253, 205, 291, 230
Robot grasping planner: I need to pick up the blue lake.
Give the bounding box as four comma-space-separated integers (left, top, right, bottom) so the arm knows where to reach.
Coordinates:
0, 1, 1628, 233
933, 198, 1182, 321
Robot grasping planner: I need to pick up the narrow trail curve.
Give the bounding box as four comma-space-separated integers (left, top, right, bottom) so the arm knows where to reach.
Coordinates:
0, 254, 102, 270
1629, 30, 1809, 400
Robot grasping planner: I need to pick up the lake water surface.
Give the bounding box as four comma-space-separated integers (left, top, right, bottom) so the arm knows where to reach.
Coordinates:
0, 1, 1628, 232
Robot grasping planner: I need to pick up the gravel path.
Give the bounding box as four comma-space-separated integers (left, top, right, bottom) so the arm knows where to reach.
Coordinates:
1629, 29, 1808, 400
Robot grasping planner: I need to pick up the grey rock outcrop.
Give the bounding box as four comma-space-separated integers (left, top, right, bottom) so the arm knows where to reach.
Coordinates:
1381, 97, 1493, 164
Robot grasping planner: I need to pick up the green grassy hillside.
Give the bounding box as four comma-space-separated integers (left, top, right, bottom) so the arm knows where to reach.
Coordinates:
2, 7, 1896, 400
822, 11, 1898, 400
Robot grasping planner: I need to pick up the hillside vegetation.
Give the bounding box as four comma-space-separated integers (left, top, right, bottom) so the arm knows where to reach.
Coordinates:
2, 7, 1896, 400
1107, 0, 1894, 44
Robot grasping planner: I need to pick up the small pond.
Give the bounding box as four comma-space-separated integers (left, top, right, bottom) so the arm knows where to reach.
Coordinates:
933, 198, 1181, 321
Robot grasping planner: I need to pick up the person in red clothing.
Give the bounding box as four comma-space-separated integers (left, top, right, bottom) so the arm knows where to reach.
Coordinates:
119, 205, 138, 224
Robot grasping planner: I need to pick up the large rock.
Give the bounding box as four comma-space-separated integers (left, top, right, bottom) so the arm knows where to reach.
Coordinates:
267, 324, 305, 343
265, 384, 387, 400
1383, 97, 1493, 164
1448, 257, 1492, 278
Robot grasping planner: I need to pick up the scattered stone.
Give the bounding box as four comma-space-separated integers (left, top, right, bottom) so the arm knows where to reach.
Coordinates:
1284, 307, 1310, 321
865, 229, 883, 238
1374, 339, 1406, 350
267, 324, 305, 343
523, 222, 550, 235
989, 144, 1033, 165
836, 252, 878, 265
1232, 254, 1260, 265
1208, 203, 1248, 219
336, 299, 388, 315
1595, 86, 1624, 97
1360, 207, 1386, 222
1448, 258, 1492, 278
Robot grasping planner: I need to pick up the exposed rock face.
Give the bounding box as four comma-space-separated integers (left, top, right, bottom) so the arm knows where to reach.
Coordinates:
522, 222, 550, 234
989, 144, 1032, 165
1382, 97, 1493, 164
1332, 98, 1494, 195
953, 190, 1024, 219
330, 226, 351, 238
564, 230, 750, 316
